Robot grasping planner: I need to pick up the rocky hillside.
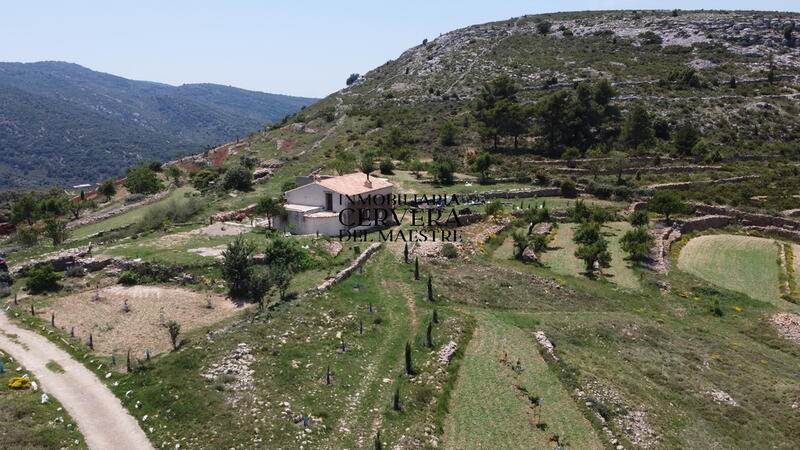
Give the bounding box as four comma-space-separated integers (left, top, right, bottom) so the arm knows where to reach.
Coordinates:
0, 61, 317, 189
250, 10, 799, 178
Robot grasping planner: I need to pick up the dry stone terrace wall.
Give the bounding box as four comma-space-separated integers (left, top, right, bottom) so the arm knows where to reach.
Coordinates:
647, 175, 760, 191
67, 190, 171, 230
692, 203, 800, 231
552, 165, 723, 175
649, 215, 736, 273
308, 243, 382, 293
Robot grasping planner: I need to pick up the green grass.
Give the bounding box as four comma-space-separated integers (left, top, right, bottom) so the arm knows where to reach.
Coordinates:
45, 360, 65, 373
443, 309, 602, 449
0, 353, 87, 449
72, 186, 196, 239
539, 222, 640, 289
677, 234, 787, 307
87, 249, 472, 449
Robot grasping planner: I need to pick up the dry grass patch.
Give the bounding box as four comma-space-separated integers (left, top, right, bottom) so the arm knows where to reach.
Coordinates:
42, 285, 247, 355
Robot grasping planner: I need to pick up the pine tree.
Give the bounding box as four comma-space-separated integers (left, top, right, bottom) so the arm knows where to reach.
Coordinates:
405, 342, 414, 375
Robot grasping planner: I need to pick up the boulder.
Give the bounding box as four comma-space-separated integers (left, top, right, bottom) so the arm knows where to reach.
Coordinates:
521, 246, 537, 263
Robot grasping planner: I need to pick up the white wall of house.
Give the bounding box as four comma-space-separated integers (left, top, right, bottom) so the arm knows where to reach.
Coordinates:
281, 183, 393, 236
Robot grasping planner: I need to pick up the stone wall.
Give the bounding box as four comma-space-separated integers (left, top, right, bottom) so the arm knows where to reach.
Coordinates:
648, 175, 760, 191
67, 190, 171, 230
310, 243, 382, 293
693, 203, 800, 231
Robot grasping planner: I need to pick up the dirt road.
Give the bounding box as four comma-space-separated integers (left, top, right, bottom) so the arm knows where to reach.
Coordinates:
0, 312, 153, 450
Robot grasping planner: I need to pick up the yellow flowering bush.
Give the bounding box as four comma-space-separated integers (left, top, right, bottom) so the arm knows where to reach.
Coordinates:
732, 306, 743, 312
8, 377, 32, 389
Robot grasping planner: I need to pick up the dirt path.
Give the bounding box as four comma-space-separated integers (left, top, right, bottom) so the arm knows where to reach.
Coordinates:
0, 312, 153, 450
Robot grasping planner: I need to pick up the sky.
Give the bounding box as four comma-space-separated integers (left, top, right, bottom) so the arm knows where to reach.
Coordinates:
1, 1, 797, 98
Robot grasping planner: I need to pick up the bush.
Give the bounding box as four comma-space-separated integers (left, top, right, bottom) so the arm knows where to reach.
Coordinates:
15, 227, 39, 247
536, 21, 552, 34
25, 264, 61, 293
441, 243, 458, 259
136, 197, 204, 232
223, 165, 253, 191
485, 201, 504, 217
379, 158, 395, 175
0, 272, 13, 286
124, 193, 146, 204
118, 270, 139, 286
560, 180, 578, 198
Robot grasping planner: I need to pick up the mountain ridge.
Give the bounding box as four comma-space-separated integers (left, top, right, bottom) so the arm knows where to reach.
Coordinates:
0, 61, 318, 189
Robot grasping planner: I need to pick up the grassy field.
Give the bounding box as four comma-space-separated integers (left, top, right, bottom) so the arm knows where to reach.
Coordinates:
72, 186, 197, 239
539, 222, 640, 290
677, 235, 784, 306
443, 310, 602, 449
58, 249, 475, 449
0, 351, 86, 449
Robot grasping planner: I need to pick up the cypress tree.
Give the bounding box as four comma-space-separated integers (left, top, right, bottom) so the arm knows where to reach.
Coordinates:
393, 386, 401, 411
414, 257, 419, 280
426, 321, 433, 348
126, 349, 132, 373
405, 342, 414, 375
360, 319, 364, 335
51, 313, 55, 327
427, 275, 434, 301
374, 431, 382, 450
30, 304, 35, 316
326, 365, 332, 385
88, 334, 94, 350
404, 242, 409, 264
433, 309, 439, 324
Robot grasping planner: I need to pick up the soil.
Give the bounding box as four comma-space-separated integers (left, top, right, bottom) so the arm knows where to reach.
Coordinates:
190, 222, 251, 237
41, 285, 247, 355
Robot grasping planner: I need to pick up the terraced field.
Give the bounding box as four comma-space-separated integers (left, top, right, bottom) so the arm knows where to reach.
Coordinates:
677, 235, 784, 306
443, 310, 601, 449
540, 222, 640, 289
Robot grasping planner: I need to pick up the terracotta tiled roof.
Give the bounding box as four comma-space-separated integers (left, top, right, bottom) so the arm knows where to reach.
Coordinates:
315, 173, 392, 196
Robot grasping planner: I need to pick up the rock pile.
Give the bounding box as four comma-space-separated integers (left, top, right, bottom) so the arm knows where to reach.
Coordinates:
436, 341, 458, 365
201, 343, 256, 391
534, 331, 557, 360
771, 313, 800, 345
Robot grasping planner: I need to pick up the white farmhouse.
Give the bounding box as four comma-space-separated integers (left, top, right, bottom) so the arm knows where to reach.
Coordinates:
277, 172, 394, 236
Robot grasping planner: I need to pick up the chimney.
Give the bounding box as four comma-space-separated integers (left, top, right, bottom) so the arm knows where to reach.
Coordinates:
364, 179, 372, 188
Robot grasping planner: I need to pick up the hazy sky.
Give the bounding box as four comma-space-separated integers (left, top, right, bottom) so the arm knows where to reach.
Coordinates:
2, 1, 797, 98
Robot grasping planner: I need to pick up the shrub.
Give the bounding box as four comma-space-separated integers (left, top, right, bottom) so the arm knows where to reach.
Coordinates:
25, 264, 61, 293
124, 193, 146, 204
560, 180, 578, 198
118, 270, 139, 286
441, 243, 458, 259
15, 227, 39, 247
485, 201, 504, 217
536, 21, 552, 34
0, 272, 13, 286
223, 165, 253, 191
639, 31, 663, 45
379, 158, 395, 175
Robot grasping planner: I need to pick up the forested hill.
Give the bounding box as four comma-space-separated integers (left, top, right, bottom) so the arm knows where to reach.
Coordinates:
0, 61, 317, 189
258, 10, 799, 180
